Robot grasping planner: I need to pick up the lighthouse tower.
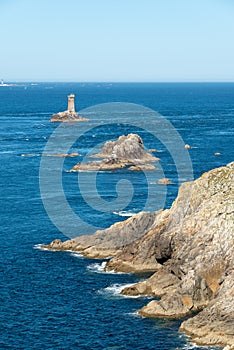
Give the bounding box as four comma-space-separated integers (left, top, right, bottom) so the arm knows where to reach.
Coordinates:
67, 94, 75, 113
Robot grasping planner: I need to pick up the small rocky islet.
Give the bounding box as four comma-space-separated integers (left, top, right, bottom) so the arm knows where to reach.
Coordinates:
43, 161, 234, 348
71, 133, 160, 171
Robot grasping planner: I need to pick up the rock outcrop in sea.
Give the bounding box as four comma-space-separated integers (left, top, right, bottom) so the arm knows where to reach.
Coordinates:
43, 162, 234, 347
50, 94, 89, 122
71, 133, 159, 171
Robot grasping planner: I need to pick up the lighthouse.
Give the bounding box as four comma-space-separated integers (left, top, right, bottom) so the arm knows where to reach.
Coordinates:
51, 93, 89, 122
67, 94, 75, 113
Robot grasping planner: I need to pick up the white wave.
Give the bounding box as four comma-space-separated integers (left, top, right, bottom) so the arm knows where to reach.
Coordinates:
113, 210, 136, 217
98, 283, 135, 297
70, 252, 84, 258
34, 245, 83, 256
33, 244, 52, 251
0, 150, 15, 154
86, 262, 128, 274
87, 261, 107, 273
21, 153, 41, 157
181, 342, 221, 350
98, 283, 153, 299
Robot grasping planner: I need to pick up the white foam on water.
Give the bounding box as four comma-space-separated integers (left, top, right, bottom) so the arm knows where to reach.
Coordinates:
86, 261, 107, 273
98, 283, 135, 297
86, 262, 128, 274
0, 150, 15, 154
21, 153, 41, 157
70, 252, 84, 258
113, 210, 136, 217
181, 342, 221, 350
33, 244, 54, 251
98, 283, 153, 299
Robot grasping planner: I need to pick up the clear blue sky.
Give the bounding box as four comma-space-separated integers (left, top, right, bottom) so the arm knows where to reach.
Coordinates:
1, 0, 234, 82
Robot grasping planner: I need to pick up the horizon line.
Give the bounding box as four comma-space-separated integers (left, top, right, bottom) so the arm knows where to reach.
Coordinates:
2, 81, 234, 84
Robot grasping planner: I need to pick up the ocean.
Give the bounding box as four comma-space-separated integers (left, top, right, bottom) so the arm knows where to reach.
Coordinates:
0, 83, 233, 349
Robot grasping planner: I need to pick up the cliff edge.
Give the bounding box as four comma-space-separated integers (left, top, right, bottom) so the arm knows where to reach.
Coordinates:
43, 162, 234, 347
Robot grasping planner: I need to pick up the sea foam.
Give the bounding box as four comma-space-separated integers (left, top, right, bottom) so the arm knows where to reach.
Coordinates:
86, 262, 128, 274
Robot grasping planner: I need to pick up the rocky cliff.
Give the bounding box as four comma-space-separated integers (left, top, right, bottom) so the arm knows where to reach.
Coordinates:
43, 162, 234, 347
43, 211, 156, 259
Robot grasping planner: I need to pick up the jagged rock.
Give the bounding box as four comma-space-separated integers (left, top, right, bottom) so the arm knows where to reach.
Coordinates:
94, 134, 158, 162
121, 266, 180, 296
42, 211, 156, 259
179, 270, 234, 346
71, 134, 159, 171
106, 209, 172, 272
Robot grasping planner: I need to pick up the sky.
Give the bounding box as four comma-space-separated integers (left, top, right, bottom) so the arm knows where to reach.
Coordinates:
1, 0, 234, 82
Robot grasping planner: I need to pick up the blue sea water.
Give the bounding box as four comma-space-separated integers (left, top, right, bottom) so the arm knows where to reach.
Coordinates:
0, 83, 233, 349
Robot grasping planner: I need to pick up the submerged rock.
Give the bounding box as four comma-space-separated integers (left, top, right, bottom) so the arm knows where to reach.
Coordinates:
71, 133, 159, 171
157, 177, 172, 185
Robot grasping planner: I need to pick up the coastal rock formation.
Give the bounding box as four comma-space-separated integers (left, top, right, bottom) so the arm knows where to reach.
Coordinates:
43, 162, 234, 346
118, 162, 234, 346
42, 211, 156, 259
71, 133, 159, 171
